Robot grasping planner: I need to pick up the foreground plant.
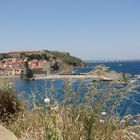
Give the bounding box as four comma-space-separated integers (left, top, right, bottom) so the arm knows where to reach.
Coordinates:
5, 105, 140, 140
0, 79, 140, 140
0, 79, 24, 122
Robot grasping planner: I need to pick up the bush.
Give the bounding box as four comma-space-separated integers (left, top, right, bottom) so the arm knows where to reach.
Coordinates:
0, 79, 24, 122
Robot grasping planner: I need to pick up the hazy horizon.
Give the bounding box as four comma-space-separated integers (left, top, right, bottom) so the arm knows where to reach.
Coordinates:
0, 0, 140, 60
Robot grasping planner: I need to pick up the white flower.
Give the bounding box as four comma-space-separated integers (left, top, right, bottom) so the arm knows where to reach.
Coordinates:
101, 112, 107, 116
99, 119, 104, 123
44, 97, 50, 104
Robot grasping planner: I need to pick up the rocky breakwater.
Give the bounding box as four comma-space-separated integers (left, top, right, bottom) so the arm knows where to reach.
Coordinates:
89, 65, 134, 81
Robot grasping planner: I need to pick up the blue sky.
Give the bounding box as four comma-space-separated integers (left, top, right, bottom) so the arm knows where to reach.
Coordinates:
0, 0, 140, 60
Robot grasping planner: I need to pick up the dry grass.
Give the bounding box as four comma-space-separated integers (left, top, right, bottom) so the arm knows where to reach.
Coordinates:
0, 78, 140, 140
4, 107, 115, 140
5, 106, 140, 140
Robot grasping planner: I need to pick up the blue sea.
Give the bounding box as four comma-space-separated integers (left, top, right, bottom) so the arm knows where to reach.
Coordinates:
86, 61, 140, 75
14, 61, 140, 116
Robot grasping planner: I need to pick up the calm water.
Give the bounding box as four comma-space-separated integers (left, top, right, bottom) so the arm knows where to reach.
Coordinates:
14, 61, 140, 116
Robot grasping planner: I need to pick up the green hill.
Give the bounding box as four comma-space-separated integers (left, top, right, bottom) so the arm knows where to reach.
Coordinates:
49, 51, 85, 67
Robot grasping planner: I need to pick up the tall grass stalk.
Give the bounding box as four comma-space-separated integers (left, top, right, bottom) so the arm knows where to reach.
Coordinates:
0, 78, 140, 140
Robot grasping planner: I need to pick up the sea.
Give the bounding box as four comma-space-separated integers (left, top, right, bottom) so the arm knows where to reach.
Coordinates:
13, 61, 140, 117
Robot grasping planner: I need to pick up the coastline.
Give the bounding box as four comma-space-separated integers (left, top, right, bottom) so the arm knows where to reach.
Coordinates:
0, 73, 134, 81
33, 74, 120, 81
0, 74, 114, 80
35, 74, 98, 80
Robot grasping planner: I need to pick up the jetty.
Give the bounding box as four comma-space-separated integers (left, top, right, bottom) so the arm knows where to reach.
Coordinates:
34, 65, 134, 81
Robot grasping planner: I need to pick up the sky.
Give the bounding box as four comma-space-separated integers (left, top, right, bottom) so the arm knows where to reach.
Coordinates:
0, 0, 140, 60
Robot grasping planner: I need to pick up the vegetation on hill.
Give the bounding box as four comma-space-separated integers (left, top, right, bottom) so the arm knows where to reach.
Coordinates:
20, 53, 49, 60
26, 51, 85, 67
0, 50, 85, 68
0, 53, 7, 60
50, 51, 85, 67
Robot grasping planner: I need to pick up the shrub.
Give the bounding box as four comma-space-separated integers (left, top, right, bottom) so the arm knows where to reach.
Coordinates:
0, 79, 24, 122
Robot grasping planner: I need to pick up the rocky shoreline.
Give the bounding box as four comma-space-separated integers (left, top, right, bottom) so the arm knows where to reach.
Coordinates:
34, 65, 134, 81
0, 65, 134, 81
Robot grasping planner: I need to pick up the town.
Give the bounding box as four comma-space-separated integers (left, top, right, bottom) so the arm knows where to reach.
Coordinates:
0, 50, 62, 77
0, 50, 84, 79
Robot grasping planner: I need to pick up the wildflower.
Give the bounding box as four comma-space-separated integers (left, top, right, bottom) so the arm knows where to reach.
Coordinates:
99, 119, 104, 123
44, 97, 50, 104
101, 112, 107, 116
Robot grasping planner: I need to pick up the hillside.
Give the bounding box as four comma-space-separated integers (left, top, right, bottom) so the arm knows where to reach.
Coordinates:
49, 51, 85, 67
0, 50, 84, 66
0, 50, 85, 77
